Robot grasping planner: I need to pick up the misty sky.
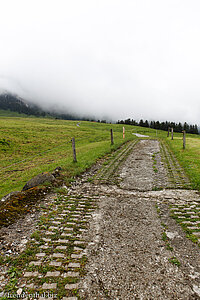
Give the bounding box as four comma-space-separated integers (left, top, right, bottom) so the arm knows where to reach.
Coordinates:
0, 0, 200, 123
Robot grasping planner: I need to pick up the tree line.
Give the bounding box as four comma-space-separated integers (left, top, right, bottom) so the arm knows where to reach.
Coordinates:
117, 118, 199, 134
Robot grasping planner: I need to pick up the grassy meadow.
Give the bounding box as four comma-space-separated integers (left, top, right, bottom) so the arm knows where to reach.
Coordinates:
0, 116, 138, 198
165, 135, 200, 190
0, 113, 200, 199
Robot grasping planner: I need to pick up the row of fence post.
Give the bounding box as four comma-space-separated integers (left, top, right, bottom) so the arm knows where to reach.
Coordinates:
72, 126, 186, 163
71, 127, 121, 162
168, 127, 186, 149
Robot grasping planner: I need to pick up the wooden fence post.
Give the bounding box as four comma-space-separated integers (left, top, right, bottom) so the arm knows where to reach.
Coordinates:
167, 127, 170, 137
110, 129, 114, 145
123, 127, 125, 139
71, 138, 77, 162
183, 130, 186, 149
171, 127, 174, 140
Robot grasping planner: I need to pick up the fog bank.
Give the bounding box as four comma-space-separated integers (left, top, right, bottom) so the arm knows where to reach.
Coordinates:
0, 0, 200, 123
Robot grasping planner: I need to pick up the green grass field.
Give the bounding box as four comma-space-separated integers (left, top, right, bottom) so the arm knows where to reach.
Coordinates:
0, 113, 200, 199
165, 135, 200, 190
0, 116, 138, 199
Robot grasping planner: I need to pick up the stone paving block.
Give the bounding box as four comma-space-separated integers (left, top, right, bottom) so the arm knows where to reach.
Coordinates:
82, 218, 89, 222
52, 221, 61, 225
192, 232, 200, 237
45, 231, 55, 235
61, 233, 72, 237
71, 254, 83, 259
25, 283, 35, 289
42, 283, 57, 289
74, 241, 84, 245
65, 283, 79, 290
49, 226, 59, 230
56, 245, 67, 250
36, 253, 46, 258
182, 221, 195, 224
74, 246, 83, 251
58, 239, 68, 243
79, 228, 86, 232
52, 253, 65, 258
64, 271, 79, 277
29, 261, 42, 266
64, 227, 73, 231
46, 271, 60, 277
66, 222, 76, 225
68, 262, 80, 268
189, 227, 200, 230
43, 238, 51, 242
50, 261, 62, 267
40, 245, 49, 249
24, 271, 39, 277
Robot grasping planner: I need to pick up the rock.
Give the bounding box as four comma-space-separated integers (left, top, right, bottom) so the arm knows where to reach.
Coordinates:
166, 231, 179, 239
22, 172, 56, 191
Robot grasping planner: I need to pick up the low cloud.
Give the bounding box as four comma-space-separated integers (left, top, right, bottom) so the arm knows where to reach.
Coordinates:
0, 0, 200, 124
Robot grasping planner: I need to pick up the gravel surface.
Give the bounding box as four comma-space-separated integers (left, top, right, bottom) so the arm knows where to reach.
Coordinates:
79, 140, 200, 299
1, 139, 200, 299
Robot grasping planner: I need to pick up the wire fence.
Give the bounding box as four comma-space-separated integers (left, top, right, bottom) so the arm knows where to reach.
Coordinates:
0, 139, 72, 173
0, 134, 114, 173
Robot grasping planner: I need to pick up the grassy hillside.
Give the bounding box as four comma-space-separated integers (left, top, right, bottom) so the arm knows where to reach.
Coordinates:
0, 117, 138, 198
165, 135, 200, 190
0, 115, 200, 199
0, 109, 32, 117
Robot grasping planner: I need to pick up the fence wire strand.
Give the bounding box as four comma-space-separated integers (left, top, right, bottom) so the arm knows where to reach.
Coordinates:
0, 135, 108, 173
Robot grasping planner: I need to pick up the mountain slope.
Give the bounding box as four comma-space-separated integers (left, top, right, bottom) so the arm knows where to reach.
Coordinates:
0, 93, 46, 117
0, 93, 82, 120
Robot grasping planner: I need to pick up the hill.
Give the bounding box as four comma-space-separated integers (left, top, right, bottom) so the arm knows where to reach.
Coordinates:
0, 92, 83, 120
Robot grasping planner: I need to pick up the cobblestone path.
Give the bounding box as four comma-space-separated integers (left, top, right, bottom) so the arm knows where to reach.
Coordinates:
1, 139, 200, 299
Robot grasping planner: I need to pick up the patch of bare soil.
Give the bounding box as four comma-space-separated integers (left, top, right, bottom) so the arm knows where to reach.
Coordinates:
0, 193, 56, 256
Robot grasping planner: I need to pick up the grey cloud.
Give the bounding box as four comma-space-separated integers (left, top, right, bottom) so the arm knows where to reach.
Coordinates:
0, 0, 200, 123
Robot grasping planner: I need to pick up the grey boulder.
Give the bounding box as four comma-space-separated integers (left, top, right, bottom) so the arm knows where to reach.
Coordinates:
22, 172, 56, 191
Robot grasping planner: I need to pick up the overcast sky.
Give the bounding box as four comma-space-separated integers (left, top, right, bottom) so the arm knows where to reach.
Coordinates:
0, 0, 200, 123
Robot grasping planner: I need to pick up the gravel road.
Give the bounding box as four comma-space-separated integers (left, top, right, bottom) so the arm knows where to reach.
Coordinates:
1, 139, 200, 300
78, 140, 200, 299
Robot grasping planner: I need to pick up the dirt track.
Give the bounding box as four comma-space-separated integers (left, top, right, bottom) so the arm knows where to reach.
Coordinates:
78, 140, 200, 299
1, 139, 200, 299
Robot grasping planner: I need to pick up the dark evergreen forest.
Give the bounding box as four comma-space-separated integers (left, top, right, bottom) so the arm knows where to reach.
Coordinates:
117, 118, 199, 134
